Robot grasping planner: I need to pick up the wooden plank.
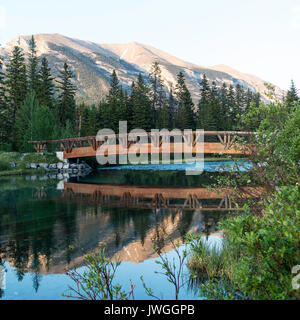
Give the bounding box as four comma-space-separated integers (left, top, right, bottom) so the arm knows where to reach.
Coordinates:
63, 142, 248, 159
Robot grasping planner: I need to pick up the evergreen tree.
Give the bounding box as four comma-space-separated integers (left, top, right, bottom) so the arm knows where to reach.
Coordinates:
285, 80, 299, 109
168, 86, 176, 129
56, 62, 76, 126
234, 84, 246, 128
32, 105, 56, 141
107, 70, 120, 104
220, 83, 231, 130
174, 72, 195, 130
15, 90, 40, 151
149, 62, 165, 127
5, 46, 27, 149
158, 101, 172, 129
227, 84, 237, 129
86, 104, 101, 136
207, 81, 221, 130
0, 56, 9, 147
197, 74, 212, 130
78, 102, 90, 136
98, 100, 112, 129
38, 57, 55, 109
106, 70, 122, 132
28, 35, 39, 92
131, 74, 152, 131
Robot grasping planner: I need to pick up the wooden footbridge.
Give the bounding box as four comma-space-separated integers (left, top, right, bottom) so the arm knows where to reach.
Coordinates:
29, 131, 251, 160
60, 183, 261, 212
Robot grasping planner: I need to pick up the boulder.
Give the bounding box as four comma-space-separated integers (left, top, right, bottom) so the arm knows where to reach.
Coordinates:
39, 163, 49, 169
49, 163, 57, 169
10, 161, 16, 168
57, 162, 64, 169
30, 163, 37, 169
63, 163, 70, 169
25, 163, 31, 169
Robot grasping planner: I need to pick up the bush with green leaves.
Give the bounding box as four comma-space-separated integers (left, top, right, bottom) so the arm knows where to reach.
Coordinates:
63, 247, 135, 300
242, 101, 300, 187
194, 186, 300, 300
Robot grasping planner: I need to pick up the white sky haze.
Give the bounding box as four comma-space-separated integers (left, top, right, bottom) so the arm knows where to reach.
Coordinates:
0, 0, 299, 90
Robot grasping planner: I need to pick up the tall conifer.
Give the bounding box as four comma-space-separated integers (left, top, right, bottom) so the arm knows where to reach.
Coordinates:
28, 35, 39, 92
56, 62, 76, 126
38, 57, 55, 109
175, 72, 195, 130
5, 46, 27, 148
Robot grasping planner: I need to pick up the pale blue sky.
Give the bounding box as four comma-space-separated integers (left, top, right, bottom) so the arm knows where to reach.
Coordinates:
0, 0, 299, 90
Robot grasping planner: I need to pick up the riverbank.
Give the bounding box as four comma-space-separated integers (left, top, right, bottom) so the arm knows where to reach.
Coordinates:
0, 151, 59, 177
0, 151, 242, 177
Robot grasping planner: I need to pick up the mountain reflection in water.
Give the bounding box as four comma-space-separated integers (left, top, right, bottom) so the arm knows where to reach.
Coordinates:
0, 168, 256, 299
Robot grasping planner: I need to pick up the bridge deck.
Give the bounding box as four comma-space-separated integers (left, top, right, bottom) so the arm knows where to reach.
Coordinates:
29, 131, 252, 159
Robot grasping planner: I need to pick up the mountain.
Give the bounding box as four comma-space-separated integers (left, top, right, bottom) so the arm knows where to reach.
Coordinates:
0, 33, 285, 104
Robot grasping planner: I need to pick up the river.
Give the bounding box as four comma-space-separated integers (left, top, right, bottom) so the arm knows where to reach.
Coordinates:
0, 161, 247, 300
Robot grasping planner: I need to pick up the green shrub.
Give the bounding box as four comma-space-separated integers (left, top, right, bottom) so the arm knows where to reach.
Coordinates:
195, 186, 300, 300
0, 159, 10, 171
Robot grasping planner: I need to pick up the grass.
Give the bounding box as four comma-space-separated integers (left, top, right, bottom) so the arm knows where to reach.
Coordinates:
0, 168, 46, 177
186, 234, 235, 281
0, 151, 59, 176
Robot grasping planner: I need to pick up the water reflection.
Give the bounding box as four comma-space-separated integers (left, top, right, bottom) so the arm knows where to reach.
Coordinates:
0, 169, 255, 299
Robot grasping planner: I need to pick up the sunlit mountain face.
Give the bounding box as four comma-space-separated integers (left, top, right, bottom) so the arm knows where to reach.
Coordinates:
1, 33, 284, 104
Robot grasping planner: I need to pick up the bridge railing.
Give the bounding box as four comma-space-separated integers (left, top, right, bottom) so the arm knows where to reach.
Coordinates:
29, 131, 254, 154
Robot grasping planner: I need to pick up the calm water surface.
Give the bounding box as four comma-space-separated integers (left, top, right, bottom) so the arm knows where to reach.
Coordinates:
0, 161, 240, 300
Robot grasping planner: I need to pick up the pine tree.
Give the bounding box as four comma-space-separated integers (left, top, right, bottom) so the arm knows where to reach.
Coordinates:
149, 62, 165, 127
158, 101, 172, 129
285, 80, 299, 109
28, 35, 40, 92
107, 70, 120, 105
234, 84, 246, 128
174, 72, 195, 130
78, 102, 89, 136
56, 62, 76, 126
15, 90, 40, 151
197, 74, 211, 129
0, 56, 9, 147
168, 86, 176, 129
32, 105, 56, 140
38, 57, 55, 109
5, 46, 27, 149
227, 84, 237, 129
208, 81, 221, 130
131, 74, 152, 131
220, 83, 231, 130
106, 70, 122, 132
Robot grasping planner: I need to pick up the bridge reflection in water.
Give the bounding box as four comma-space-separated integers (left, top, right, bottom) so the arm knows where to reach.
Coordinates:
61, 182, 258, 212
0, 177, 260, 280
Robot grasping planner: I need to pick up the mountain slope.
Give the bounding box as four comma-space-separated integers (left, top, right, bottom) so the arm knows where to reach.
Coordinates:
0, 33, 285, 103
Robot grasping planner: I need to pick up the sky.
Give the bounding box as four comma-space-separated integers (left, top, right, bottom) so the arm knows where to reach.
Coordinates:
0, 0, 299, 90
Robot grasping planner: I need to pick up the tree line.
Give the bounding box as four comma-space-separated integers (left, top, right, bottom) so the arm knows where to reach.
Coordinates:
0, 36, 76, 151
0, 35, 298, 152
